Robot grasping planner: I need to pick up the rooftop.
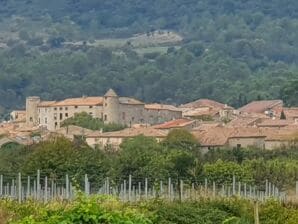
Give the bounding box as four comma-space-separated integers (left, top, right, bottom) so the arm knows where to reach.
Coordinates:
180, 99, 226, 109
38, 101, 57, 107
119, 97, 144, 105
47, 97, 103, 107
104, 89, 118, 97
239, 100, 283, 114
145, 103, 181, 111
87, 127, 168, 138
153, 118, 195, 129
257, 119, 294, 128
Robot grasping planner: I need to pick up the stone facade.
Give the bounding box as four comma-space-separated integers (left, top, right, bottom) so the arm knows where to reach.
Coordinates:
25, 89, 182, 131
227, 136, 266, 149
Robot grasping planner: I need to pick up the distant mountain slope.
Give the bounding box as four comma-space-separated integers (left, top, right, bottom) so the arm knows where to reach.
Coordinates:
0, 0, 298, 117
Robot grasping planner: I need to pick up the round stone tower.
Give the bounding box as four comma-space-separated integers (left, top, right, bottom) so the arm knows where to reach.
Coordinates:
26, 96, 41, 127
103, 89, 120, 124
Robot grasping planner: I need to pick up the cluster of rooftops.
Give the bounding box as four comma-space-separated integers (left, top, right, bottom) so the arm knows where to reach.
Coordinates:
1, 93, 298, 150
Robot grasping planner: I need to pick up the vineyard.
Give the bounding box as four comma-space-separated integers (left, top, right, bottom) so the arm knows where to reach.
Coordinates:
0, 193, 297, 224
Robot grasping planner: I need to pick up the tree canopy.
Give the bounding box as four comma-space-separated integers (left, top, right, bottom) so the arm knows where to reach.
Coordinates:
1, 0, 298, 119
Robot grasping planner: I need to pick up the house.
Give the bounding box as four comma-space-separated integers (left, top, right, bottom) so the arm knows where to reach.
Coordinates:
85, 127, 168, 149
53, 125, 98, 140
180, 99, 234, 121
256, 119, 294, 128
10, 110, 26, 123
152, 118, 197, 131
144, 103, 182, 124
192, 125, 298, 151
238, 100, 283, 117
265, 130, 298, 150
24, 89, 182, 131
283, 108, 298, 123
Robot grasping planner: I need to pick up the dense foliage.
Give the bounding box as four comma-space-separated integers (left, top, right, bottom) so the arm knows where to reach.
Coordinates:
61, 112, 126, 132
1, 0, 298, 118
1, 130, 298, 191
0, 196, 297, 224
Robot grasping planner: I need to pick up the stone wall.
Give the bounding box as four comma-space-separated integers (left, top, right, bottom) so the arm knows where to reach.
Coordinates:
228, 137, 265, 149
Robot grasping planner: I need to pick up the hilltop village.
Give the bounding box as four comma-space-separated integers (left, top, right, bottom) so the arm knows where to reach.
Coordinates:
1, 89, 298, 151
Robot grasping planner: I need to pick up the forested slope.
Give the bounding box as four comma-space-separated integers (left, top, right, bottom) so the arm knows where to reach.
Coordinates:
0, 0, 298, 117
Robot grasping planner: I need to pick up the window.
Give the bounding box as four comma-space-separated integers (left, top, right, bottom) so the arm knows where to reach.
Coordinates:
54, 113, 57, 120
105, 103, 107, 107
122, 112, 126, 120
38, 118, 40, 124
237, 144, 241, 149
75, 106, 78, 109
54, 107, 57, 111
45, 117, 47, 124
59, 107, 63, 111
30, 117, 33, 122
104, 114, 107, 121
65, 113, 68, 118
60, 113, 63, 120
89, 112, 93, 116
65, 107, 68, 110
89, 106, 93, 109
55, 122, 58, 129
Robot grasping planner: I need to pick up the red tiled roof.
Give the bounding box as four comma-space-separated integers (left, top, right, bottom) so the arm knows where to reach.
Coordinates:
145, 103, 181, 111
153, 119, 195, 129
52, 97, 103, 107
192, 124, 298, 146
182, 107, 220, 117
284, 108, 298, 119
239, 100, 283, 114
257, 119, 293, 128
38, 101, 57, 107
180, 99, 226, 109
227, 117, 261, 127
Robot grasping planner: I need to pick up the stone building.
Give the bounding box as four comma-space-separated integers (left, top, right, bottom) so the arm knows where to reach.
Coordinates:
25, 89, 182, 131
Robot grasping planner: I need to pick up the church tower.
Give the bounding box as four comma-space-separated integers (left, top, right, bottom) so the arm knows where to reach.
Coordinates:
103, 89, 120, 124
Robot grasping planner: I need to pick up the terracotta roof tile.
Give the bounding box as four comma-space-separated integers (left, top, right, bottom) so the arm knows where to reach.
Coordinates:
38, 101, 57, 107
283, 108, 298, 119
257, 119, 293, 127
87, 127, 167, 138
239, 100, 283, 114
153, 119, 195, 129
145, 103, 181, 111
182, 107, 220, 117
180, 99, 226, 109
53, 97, 103, 107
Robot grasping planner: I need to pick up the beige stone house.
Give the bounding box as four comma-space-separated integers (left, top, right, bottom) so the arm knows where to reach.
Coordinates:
10, 110, 26, 123
192, 125, 298, 151
25, 89, 182, 131
86, 127, 167, 149
152, 118, 197, 131
180, 99, 234, 121
238, 100, 283, 118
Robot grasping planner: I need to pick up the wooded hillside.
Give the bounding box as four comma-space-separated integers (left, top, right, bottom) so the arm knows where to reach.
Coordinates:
0, 0, 298, 117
